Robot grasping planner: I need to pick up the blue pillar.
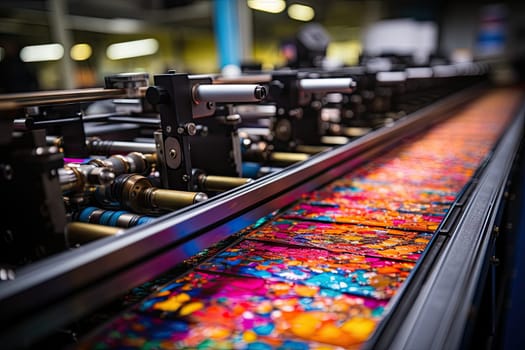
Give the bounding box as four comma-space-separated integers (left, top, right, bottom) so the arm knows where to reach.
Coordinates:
213, 0, 241, 69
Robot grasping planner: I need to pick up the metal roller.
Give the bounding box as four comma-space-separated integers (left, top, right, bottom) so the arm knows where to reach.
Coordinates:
77, 207, 154, 228
0, 88, 127, 111
193, 84, 267, 103
65, 222, 122, 245
269, 152, 310, 164
110, 174, 208, 214
58, 164, 115, 193
87, 138, 156, 155
197, 174, 252, 192
146, 188, 208, 211
88, 152, 155, 176
298, 78, 355, 93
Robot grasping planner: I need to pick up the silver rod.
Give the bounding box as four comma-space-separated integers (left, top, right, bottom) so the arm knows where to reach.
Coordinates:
194, 84, 266, 103
298, 78, 356, 93
88, 139, 156, 155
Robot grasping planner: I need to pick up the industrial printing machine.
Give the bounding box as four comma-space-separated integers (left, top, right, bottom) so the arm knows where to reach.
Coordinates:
0, 59, 523, 350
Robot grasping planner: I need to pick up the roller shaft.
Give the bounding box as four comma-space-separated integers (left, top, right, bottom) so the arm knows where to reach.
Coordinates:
298, 78, 355, 93
197, 175, 252, 192
66, 222, 122, 245
194, 84, 266, 103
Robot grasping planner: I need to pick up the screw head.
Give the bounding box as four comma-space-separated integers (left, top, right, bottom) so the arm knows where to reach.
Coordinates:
185, 123, 197, 136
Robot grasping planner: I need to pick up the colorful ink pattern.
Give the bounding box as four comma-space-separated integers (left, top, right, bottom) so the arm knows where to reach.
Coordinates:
247, 219, 431, 261
83, 271, 386, 349
282, 202, 442, 231
197, 240, 414, 299
79, 89, 522, 349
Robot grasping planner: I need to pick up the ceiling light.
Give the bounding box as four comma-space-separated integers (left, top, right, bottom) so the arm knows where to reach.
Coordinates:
106, 38, 159, 60
20, 43, 64, 62
288, 3, 315, 21
70, 43, 92, 61
247, 0, 286, 14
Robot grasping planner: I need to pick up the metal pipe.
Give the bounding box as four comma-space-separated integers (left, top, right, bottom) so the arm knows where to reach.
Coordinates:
298, 78, 355, 93
113, 174, 208, 213
0, 88, 126, 110
320, 135, 351, 145
147, 188, 208, 210
77, 207, 154, 228
197, 174, 252, 192
58, 165, 115, 193
193, 84, 266, 103
87, 138, 156, 155
66, 222, 122, 245
269, 152, 309, 164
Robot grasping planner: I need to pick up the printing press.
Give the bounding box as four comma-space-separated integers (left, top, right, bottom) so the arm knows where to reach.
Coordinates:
0, 57, 524, 350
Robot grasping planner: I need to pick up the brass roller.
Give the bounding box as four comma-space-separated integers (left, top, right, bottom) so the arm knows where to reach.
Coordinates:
116, 174, 208, 214
198, 175, 252, 192
268, 152, 309, 164
66, 222, 122, 245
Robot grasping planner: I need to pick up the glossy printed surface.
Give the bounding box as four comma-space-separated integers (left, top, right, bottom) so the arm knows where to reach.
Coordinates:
247, 219, 431, 261
80, 89, 520, 349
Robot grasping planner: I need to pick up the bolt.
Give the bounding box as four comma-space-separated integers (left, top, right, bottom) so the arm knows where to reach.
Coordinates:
182, 174, 190, 182
177, 126, 185, 134
168, 148, 177, 159
185, 123, 197, 136
166, 125, 172, 133
206, 101, 215, 109
254, 86, 267, 100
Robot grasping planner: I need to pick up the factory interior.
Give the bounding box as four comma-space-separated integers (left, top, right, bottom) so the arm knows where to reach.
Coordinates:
1, 0, 525, 349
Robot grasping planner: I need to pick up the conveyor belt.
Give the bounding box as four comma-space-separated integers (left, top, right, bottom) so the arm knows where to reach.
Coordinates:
72, 88, 523, 349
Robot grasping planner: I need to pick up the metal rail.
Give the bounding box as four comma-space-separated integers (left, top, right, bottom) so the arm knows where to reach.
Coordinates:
0, 88, 128, 111
377, 96, 525, 350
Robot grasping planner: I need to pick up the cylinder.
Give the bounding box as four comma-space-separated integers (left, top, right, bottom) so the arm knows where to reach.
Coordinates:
198, 175, 252, 192
58, 165, 114, 193
295, 145, 330, 154
194, 84, 266, 103
58, 167, 82, 193
320, 135, 351, 145
77, 206, 154, 228
87, 138, 156, 155
66, 222, 122, 245
269, 152, 309, 164
148, 188, 208, 210
298, 78, 355, 93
